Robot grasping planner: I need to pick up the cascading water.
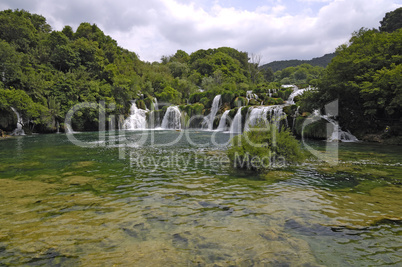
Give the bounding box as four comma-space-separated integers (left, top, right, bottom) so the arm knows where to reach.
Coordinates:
320, 114, 359, 142
202, 95, 221, 130
161, 106, 181, 130
244, 106, 287, 132
246, 91, 258, 100
216, 110, 230, 131
230, 108, 243, 133
123, 102, 147, 130
10, 107, 25, 136
287, 87, 312, 105
153, 98, 159, 111
149, 97, 159, 128
292, 106, 300, 131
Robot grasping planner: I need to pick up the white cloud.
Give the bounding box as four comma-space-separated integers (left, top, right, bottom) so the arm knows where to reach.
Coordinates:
0, 0, 401, 63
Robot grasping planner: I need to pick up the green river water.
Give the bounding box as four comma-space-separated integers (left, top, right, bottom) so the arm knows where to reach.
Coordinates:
0, 130, 401, 266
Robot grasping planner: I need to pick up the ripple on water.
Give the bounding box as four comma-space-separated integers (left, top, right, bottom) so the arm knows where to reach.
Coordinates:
0, 132, 401, 265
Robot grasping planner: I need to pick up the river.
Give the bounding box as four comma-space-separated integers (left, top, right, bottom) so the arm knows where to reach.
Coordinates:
0, 130, 401, 266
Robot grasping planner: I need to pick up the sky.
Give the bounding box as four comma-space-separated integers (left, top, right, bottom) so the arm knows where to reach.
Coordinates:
1, 0, 401, 64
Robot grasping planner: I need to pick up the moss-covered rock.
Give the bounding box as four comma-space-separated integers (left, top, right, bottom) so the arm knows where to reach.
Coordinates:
136, 100, 146, 110
248, 99, 260, 106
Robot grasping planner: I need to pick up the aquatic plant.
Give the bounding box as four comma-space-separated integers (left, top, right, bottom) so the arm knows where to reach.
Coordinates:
227, 123, 305, 171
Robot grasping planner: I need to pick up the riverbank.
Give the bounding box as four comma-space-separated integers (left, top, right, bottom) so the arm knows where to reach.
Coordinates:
361, 134, 402, 145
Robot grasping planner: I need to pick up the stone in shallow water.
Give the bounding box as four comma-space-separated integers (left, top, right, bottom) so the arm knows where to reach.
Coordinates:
172, 233, 189, 247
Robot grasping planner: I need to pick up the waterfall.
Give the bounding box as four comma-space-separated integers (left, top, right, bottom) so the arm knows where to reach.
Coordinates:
123, 102, 147, 130
202, 95, 221, 130
149, 97, 159, 128
292, 106, 300, 131
320, 114, 358, 142
161, 106, 181, 129
230, 108, 243, 133
217, 110, 230, 131
246, 91, 258, 100
287, 88, 309, 105
153, 98, 159, 111
244, 105, 287, 132
10, 107, 25, 136
65, 123, 73, 133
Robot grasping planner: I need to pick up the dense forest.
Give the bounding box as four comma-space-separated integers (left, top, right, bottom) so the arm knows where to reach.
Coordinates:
260, 53, 336, 72
0, 7, 401, 140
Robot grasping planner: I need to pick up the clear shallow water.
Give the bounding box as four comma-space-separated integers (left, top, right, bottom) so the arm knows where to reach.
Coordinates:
0, 131, 401, 266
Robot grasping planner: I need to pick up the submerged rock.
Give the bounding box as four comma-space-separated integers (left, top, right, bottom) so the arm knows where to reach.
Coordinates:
172, 233, 189, 248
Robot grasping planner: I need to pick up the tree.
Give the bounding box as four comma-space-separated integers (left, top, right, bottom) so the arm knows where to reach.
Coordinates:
0, 9, 38, 52
156, 85, 181, 104
0, 40, 24, 88
310, 28, 402, 134
379, 7, 402, 33
47, 31, 69, 50
249, 53, 262, 83
170, 50, 190, 63
262, 67, 274, 82
50, 44, 80, 72
62, 25, 74, 40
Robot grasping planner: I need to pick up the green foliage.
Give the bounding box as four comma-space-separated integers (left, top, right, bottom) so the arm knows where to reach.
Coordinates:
272, 64, 325, 84
0, 9, 39, 52
189, 92, 206, 104
181, 103, 204, 118
168, 61, 189, 78
248, 99, 260, 106
227, 124, 305, 171
156, 86, 181, 104
293, 117, 328, 140
136, 100, 146, 110
62, 26, 74, 40
264, 98, 284, 105
234, 96, 248, 107
221, 91, 235, 104
379, 7, 402, 33
199, 97, 211, 109
309, 27, 402, 134
278, 88, 293, 100
2, 8, 397, 137
260, 53, 335, 72
0, 9, 267, 133
0, 88, 47, 121
189, 48, 249, 84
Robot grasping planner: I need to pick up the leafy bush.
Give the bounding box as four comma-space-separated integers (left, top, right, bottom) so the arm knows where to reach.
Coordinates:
248, 99, 260, 106
221, 91, 235, 104
227, 123, 305, 171
278, 88, 293, 101
189, 92, 207, 104
293, 117, 329, 139
181, 103, 204, 117
199, 97, 211, 109
136, 100, 146, 110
